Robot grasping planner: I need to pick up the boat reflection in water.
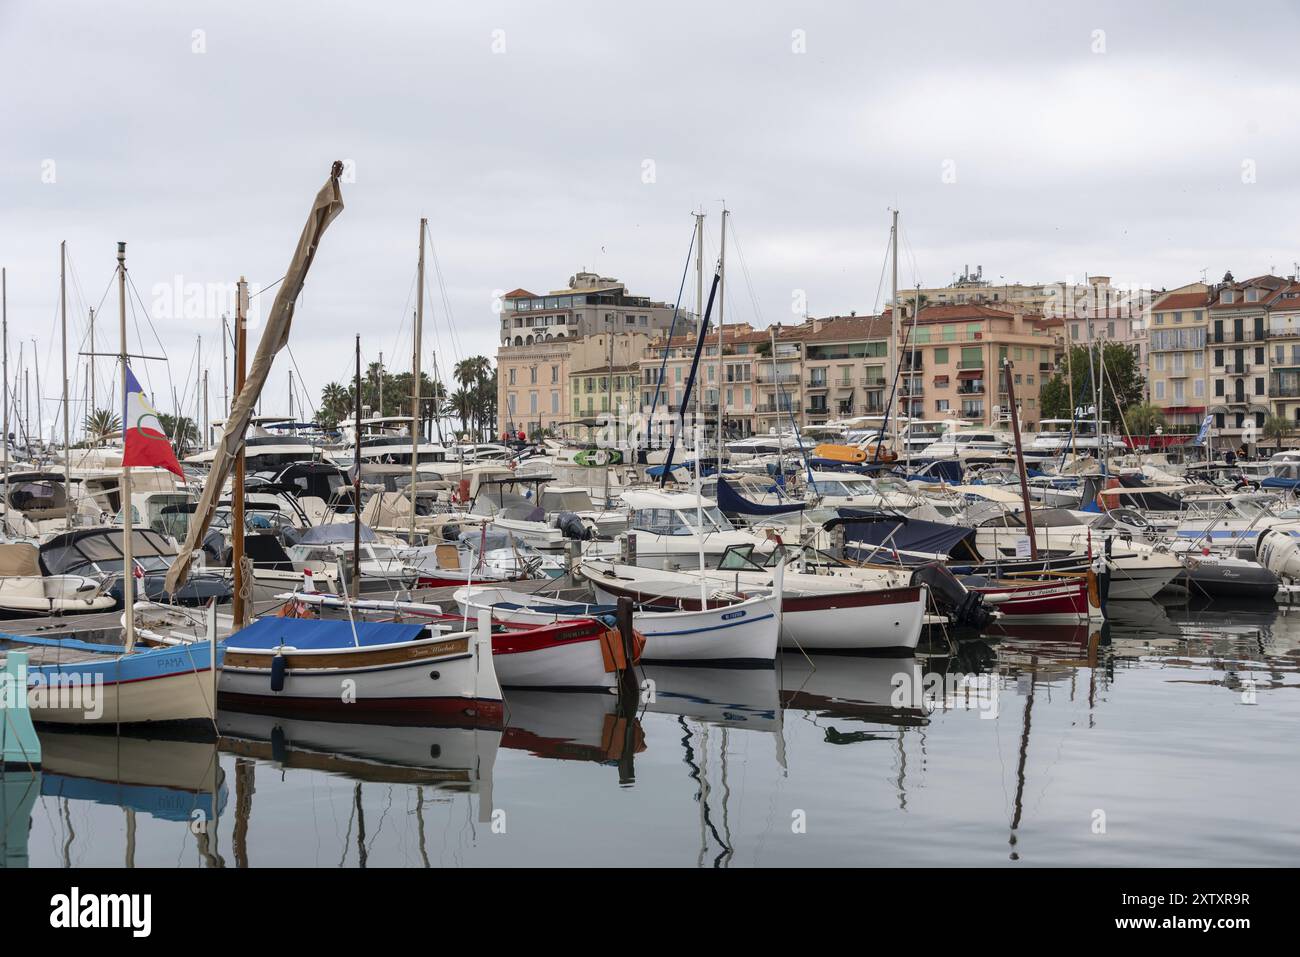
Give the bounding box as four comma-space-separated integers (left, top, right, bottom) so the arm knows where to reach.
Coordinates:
30, 729, 225, 867
217, 709, 501, 866
501, 691, 645, 782
779, 653, 929, 736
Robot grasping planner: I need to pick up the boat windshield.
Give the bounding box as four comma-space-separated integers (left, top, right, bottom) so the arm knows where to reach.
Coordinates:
542, 489, 595, 512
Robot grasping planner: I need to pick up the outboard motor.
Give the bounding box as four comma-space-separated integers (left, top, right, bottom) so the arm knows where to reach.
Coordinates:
910, 562, 995, 631
554, 511, 593, 541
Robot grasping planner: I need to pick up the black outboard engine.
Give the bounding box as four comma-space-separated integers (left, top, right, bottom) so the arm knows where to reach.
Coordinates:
910, 562, 995, 631
554, 511, 593, 541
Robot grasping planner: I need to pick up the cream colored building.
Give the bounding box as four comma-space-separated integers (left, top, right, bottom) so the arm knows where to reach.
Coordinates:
498, 332, 652, 437
1147, 284, 1211, 433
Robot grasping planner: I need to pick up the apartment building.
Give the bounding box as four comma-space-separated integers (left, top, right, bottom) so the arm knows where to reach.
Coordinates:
498, 331, 653, 437
637, 323, 772, 437
1206, 274, 1288, 442
1147, 285, 1211, 432
781, 316, 891, 425
1268, 283, 1300, 427
898, 269, 1150, 360
885, 304, 1058, 430
499, 270, 691, 346
568, 362, 641, 420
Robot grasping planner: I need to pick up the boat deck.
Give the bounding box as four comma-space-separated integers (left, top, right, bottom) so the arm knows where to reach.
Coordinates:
0, 578, 579, 651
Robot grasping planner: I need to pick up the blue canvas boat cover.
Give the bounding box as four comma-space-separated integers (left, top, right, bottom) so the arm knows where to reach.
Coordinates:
227, 617, 427, 650
836, 512, 977, 560
716, 478, 805, 516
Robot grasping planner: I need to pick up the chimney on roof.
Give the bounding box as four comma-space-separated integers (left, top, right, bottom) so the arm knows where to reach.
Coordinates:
812, 318, 822, 333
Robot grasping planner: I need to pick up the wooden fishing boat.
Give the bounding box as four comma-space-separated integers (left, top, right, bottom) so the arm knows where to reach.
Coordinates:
217, 614, 503, 723
579, 559, 926, 652
455, 584, 780, 667
0, 631, 218, 725
965, 571, 1104, 624
276, 591, 640, 691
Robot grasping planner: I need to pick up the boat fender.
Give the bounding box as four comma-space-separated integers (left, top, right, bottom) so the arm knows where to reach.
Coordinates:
270, 653, 288, 692
271, 725, 288, 764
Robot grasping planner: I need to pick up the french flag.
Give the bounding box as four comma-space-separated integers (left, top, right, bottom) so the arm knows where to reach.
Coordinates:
122, 364, 184, 478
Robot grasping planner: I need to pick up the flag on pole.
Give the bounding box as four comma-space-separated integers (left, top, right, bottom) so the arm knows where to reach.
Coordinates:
122, 364, 183, 478
1193, 413, 1213, 446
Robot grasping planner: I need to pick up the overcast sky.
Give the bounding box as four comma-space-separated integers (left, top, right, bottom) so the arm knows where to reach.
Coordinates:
4, 0, 1300, 434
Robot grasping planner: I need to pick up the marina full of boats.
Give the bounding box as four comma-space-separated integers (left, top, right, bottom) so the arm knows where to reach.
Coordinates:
3, 166, 1299, 873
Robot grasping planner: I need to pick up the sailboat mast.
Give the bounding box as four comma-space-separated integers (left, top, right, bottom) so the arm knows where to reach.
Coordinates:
33, 339, 42, 449
60, 241, 72, 527
88, 306, 95, 435
118, 242, 135, 651
889, 209, 899, 451
353, 334, 362, 599
232, 278, 248, 629
694, 210, 705, 434
411, 217, 426, 543
716, 206, 727, 461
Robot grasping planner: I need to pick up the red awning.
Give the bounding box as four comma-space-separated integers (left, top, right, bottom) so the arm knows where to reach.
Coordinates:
957, 369, 984, 379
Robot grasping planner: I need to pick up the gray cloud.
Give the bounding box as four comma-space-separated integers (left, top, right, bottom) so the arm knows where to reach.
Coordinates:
4, 0, 1300, 429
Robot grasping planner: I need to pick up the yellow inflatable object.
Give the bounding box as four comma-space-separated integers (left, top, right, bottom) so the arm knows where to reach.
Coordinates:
813, 443, 869, 463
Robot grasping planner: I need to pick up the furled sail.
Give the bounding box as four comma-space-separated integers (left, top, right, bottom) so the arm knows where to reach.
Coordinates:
164, 164, 345, 595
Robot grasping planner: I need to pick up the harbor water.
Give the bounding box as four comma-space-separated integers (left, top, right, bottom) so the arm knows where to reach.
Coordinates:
6, 598, 1298, 868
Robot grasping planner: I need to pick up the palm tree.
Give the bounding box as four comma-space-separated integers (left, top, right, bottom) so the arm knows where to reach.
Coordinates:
447, 387, 474, 437
1263, 414, 1292, 447
157, 413, 198, 456
1122, 402, 1166, 438
84, 408, 121, 444
320, 382, 350, 429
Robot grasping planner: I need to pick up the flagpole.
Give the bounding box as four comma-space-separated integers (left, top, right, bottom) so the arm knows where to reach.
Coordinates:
118, 242, 135, 652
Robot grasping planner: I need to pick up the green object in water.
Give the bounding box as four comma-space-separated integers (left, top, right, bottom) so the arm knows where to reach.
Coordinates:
1, 652, 41, 769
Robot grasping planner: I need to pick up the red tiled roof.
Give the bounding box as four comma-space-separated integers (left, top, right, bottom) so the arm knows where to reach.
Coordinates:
503, 288, 537, 299
1152, 291, 1211, 312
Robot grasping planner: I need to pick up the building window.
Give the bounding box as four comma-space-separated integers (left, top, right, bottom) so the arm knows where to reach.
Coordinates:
1256, 377, 1265, 395
1155, 381, 1165, 399
934, 348, 948, 364
509, 368, 516, 385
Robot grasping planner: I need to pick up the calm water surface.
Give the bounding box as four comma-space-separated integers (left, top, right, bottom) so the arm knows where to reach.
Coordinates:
5, 600, 1298, 867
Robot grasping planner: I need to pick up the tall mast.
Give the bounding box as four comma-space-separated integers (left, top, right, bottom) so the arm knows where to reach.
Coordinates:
88, 306, 95, 438
716, 205, 727, 459
232, 278, 248, 629
221, 314, 229, 421
377, 352, 383, 415
33, 339, 42, 449
410, 217, 426, 544
889, 209, 899, 451
693, 210, 705, 449
118, 242, 136, 651
202, 369, 209, 451
353, 334, 363, 598
2, 267, 8, 535
59, 241, 71, 526
288, 368, 295, 421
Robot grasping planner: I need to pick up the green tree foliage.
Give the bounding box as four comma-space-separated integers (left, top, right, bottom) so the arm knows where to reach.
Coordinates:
1038, 344, 1144, 424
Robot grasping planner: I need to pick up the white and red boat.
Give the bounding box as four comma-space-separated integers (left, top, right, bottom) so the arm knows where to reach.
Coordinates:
578, 560, 926, 653
455, 584, 779, 667
966, 572, 1103, 624
275, 591, 639, 691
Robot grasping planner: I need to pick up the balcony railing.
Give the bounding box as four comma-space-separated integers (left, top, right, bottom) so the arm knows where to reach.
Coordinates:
805, 379, 829, 390
1211, 330, 1261, 344
806, 406, 830, 416
956, 384, 984, 395
862, 376, 887, 387
755, 372, 800, 385
1222, 364, 1252, 375
958, 360, 984, 370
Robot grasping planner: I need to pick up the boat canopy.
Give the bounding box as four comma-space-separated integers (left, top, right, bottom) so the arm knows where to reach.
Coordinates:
40, 528, 178, 574
831, 511, 980, 561
716, 477, 804, 516
227, 617, 428, 651
296, 523, 378, 545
